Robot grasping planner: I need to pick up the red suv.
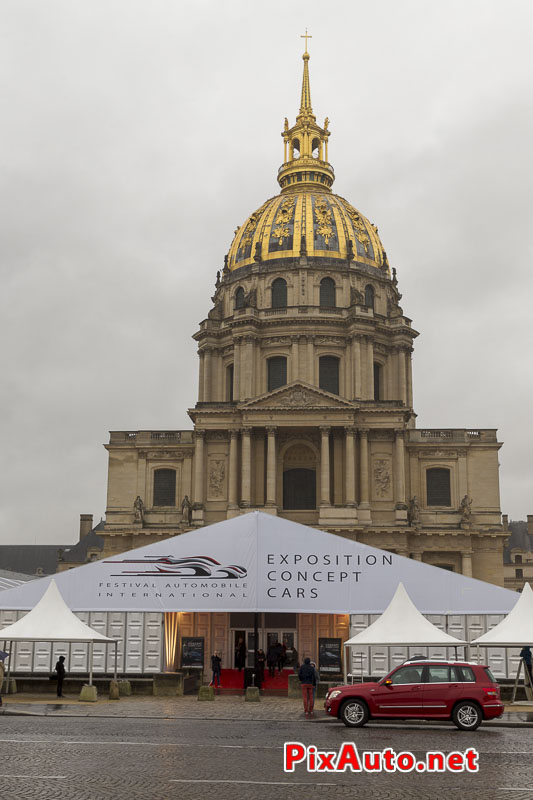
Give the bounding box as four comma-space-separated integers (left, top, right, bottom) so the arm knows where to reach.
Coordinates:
324, 660, 504, 730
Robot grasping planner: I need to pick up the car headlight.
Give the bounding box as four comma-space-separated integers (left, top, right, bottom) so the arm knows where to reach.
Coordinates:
328, 690, 342, 699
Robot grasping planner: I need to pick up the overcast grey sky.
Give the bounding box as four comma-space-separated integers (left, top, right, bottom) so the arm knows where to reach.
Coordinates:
1, 0, 532, 546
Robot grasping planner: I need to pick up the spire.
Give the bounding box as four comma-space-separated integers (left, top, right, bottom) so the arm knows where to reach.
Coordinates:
299, 30, 313, 115
278, 36, 334, 193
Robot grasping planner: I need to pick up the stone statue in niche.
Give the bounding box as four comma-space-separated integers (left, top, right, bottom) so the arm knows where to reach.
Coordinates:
350, 286, 363, 306
181, 495, 192, 524
460, 495, 473, 522
373, 460, 391, 497
408, 496, 421, 527
133, 496, 144, 524
208, 460, 226, 498
245, 288, 257, 308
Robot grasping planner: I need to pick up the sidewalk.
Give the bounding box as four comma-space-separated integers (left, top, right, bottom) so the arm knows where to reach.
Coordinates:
1, 693, 533, 727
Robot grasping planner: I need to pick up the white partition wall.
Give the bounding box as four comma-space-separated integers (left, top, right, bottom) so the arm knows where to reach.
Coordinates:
349, 613, 518, 679
0, 611, 164, 675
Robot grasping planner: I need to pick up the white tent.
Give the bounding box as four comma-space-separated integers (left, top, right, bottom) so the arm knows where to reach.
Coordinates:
471, 582, 533, 647
343, 582, 467, 681
0, 580, 116, 690
471, 582, 533, 703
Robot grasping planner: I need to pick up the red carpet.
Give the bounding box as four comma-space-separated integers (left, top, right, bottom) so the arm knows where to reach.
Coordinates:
211, 668, 290, 695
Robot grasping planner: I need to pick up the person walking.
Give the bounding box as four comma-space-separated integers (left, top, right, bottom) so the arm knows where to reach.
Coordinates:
210, 650, 222, 688
55, 655, 66, 698
311, 661, 320, 707
520, 645, 533, 685
298, 657, 315, 716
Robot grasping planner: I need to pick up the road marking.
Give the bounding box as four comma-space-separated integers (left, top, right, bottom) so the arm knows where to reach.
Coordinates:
0, 738, 282, 749
170, 779, 336, 786
0, 774, 67, 780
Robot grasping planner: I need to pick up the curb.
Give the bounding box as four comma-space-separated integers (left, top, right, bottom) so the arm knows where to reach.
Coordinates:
2, 707, 533, 728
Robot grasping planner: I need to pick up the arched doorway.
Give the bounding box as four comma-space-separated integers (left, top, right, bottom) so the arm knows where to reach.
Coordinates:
282, 444, 317, 510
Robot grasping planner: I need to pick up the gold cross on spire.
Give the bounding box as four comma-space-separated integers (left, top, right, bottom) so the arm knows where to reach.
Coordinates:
300, 28, 312, 53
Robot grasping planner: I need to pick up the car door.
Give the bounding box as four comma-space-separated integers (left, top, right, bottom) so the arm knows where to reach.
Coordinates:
370, 664, 426, 717
421, 665, 459, 717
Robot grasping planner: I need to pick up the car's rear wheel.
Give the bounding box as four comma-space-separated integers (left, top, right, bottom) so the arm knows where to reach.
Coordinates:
340, 699, 369, 727
452, 701, 482, 731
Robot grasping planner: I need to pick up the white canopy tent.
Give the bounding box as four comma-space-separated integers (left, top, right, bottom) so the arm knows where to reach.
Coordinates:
0, 580, 117, 692
343, 582, 467, 681
471, 582, 533, 702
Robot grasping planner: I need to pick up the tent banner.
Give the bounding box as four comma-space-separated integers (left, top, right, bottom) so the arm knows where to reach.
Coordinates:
0, 513, 518, 615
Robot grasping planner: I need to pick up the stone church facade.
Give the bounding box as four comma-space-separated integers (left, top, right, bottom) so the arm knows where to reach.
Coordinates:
101, 47, 505, 589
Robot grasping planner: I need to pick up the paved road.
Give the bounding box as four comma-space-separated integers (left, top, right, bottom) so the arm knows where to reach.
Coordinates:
0, 715, 532, 799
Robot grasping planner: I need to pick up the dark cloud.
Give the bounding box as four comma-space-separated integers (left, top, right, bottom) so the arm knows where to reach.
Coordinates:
1, 0, 532, 544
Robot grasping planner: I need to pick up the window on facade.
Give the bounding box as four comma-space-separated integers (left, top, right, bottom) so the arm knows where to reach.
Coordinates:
283, 468, 316, 510
226, 364, 234, 402
515, 554, 523, 564
319, 277, 336, 308
235, 287, 245, 309
271, 278, 287, 308
426, 467, 451, 506
268, 356, 287, 392
516, 568, 523, 579
364, 284, 374, 308
373, 362, 381, 400
153, 468, 176, 506
319, 356, 340, 395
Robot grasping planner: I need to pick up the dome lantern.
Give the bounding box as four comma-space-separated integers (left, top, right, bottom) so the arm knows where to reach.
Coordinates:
278, 37, 334, 193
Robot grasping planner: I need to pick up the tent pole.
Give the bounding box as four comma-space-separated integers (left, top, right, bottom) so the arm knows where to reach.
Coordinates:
511, 656, 521, 704
343, 645, 348, 684
89, 641, 93, 686
114, 641, 118, 682
6, 641, 13, 694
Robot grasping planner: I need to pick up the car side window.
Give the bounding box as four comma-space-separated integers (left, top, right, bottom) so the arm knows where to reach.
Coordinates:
450, 666, 460, 681
458, 666, 476, 682
427, 666, 450, 683
391, 665, 424, 684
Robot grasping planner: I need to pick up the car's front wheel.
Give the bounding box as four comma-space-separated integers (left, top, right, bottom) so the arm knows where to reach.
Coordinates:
340, 698, 369, 727
452, 701, 482, 731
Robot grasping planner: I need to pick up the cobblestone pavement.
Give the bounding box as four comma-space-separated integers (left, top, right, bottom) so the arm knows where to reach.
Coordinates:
0, 713, 532, 799
3, 694, 533, 726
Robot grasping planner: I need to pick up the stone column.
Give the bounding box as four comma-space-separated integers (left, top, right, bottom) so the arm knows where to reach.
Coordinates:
358, 429, 370, 508
394, 429, 406, 504
217, 350, 224, 402
353, 337, 362, 398
241, 427, 252, 507
243, 337, 254, 399
406, 347, 413, 408
320, 426, 331, 506
345, 338, 353, 399
344, 427, 356, 506
462, 551, 473, 578
233, 338, 241, 401
228, 429, 239, 510
398, 348, 407, 406
367, 338, 374, 400
291, 336, 299, 382
307, 336, 315, 384
197, 351, 204, 403
386, 351, 394, 401
203, 348, 212, 402
266, 427, 277, 506
193, 430, 205, 516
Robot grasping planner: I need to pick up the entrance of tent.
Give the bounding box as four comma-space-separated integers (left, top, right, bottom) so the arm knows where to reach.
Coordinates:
229, 626, 298, 669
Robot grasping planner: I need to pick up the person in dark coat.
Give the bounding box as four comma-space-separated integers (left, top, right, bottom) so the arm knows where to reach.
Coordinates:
235, 637, 246, 672
256, 649, 266, 683
298, 657, 315, 715
266, 644, 277, 678
210, 650, 222, 687
275, 641, 284, 674
55, 655, 66, 697
520, 646, 533, 684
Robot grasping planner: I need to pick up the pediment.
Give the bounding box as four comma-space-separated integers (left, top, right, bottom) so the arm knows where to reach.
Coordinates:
239, 382, 355, 410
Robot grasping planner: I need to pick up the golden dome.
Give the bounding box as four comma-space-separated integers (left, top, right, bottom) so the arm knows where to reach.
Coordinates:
226, 46, 389, 274
227, 191, 388, 272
